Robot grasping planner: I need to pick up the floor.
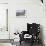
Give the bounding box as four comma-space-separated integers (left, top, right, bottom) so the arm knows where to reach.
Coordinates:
0, 41, 43, 46
19, 41, 43, 46
0, 43, 13, 46
0, 39, 43, 46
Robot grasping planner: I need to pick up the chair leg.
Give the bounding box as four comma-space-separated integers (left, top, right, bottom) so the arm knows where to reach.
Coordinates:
30, 39, 34, 46
20, 41, 21, 45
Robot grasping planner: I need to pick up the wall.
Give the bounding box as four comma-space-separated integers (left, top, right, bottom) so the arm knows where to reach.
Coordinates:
0, 0, 46, 46
0, 0, 8, 3
9, 0, 46, 45
0, 0, 13, 46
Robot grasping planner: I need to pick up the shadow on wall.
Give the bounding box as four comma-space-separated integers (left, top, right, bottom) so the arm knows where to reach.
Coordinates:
40, 25, 45, 46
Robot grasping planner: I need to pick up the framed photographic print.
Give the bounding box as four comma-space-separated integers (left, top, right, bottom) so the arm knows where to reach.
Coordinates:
16, 10, 26, 18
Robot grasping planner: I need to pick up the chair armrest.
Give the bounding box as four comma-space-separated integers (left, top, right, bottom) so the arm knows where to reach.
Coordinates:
22, 31, 28, 35
19, 34, 24, 41
19, 31, 27, 41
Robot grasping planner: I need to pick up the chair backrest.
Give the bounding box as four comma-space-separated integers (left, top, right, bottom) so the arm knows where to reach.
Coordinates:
27, 23, 40, 35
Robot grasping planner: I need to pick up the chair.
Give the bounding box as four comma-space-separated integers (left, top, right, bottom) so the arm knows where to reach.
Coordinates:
27, 23, 40, 43
19, 23, 40, 46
